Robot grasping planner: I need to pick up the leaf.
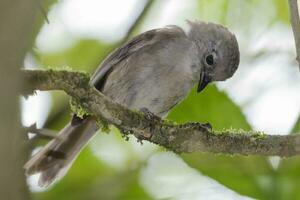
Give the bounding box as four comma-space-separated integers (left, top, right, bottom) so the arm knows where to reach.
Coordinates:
272, 0, 289, 24
168, 85, 251, 130
197, 0, 229, 24
291, 114, 300, 134
276, 156, 300, 200
32, 147, 152, 200
183, 153, 275, 199
168, 85, 273, 199
272, 115, 300, 200
36, 39, 114, 73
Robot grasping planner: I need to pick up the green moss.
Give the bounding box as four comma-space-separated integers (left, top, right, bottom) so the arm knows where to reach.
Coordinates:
251, 131, 267, 140
44, 65, 73, 71
58, 66, 74, 71
212, 128, 238, 135
96, 118, 111, 133
70, 95, 111, 133
69, 98, 91, 118
163, 119, 178, 126
213, 128, 267, 137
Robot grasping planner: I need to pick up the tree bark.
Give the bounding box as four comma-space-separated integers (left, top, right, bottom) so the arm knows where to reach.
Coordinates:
0, 1, 38, 199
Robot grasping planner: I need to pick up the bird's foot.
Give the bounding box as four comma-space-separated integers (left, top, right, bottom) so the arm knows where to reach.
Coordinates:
201, 122, 212, 130
140, 107, 161, 121
139, 107, 161, 132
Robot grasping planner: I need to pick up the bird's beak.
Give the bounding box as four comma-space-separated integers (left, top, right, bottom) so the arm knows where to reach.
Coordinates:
197, 70, 211, 93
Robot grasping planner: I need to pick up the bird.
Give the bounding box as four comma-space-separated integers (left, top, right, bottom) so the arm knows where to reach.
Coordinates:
24, 20, 240, 187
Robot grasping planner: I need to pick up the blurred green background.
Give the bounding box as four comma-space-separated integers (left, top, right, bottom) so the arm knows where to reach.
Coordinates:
22, 0, 300, 199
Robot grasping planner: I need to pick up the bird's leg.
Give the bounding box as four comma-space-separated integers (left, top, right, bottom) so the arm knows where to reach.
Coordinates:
139, 107, 161, 134
140, 107, 160, 121
201, 122, 212, 130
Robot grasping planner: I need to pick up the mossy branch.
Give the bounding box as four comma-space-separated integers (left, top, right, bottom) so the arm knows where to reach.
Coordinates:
23, 69, 300, 157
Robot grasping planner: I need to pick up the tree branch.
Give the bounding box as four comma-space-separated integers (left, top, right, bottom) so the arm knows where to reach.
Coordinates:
288, 0, 300, 70
23, 69, 300, 157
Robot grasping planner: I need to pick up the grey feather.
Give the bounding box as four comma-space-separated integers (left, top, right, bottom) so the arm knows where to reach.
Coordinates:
24, 116, 97, 186
98, 25, 201, 116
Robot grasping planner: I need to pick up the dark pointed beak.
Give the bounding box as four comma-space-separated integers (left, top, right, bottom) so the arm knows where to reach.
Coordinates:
197, 70, 211, 93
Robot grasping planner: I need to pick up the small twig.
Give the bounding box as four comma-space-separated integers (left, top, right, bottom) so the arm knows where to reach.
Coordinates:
123, 0, 155, 42
24, 123, 57, 140
37, 0, 50, 24
288, 0, 300, 70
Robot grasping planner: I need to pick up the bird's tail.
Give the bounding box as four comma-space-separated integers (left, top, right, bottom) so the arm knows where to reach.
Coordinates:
24, 116, 98, 187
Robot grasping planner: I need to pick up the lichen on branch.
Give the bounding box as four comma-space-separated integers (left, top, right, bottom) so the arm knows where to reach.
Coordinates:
22, 69, 300, 157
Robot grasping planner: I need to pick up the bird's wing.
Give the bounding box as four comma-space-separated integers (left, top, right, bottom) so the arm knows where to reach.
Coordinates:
90, 25, 187, 90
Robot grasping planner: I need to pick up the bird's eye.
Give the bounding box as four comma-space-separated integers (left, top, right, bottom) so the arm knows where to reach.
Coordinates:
205, 54, 214, 66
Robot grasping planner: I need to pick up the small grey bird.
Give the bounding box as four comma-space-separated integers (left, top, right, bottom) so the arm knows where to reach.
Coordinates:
24, 20, 240, 186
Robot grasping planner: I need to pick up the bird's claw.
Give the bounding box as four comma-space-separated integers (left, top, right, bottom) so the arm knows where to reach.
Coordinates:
140, 107, 160, 121
201, 122, 212, 130
139, 107, 160, 132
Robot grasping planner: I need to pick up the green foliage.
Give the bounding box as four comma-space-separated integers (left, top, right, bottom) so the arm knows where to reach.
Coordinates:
168, 85, 300, 199
36, 39, 114, 72
269, 115, 300, 200
197, 0, 230, 24
33, 148, 151, 200
168, 85, 275, 199
276, 156, 300, 200
273, 0, 289, 23
291, 115, 300, 134
197, 0, 289, 25
168, 85, 251, 130
183, 154, 274, 199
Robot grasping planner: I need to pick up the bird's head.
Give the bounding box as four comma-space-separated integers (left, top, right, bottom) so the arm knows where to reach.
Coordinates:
186, 20, 240, 92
